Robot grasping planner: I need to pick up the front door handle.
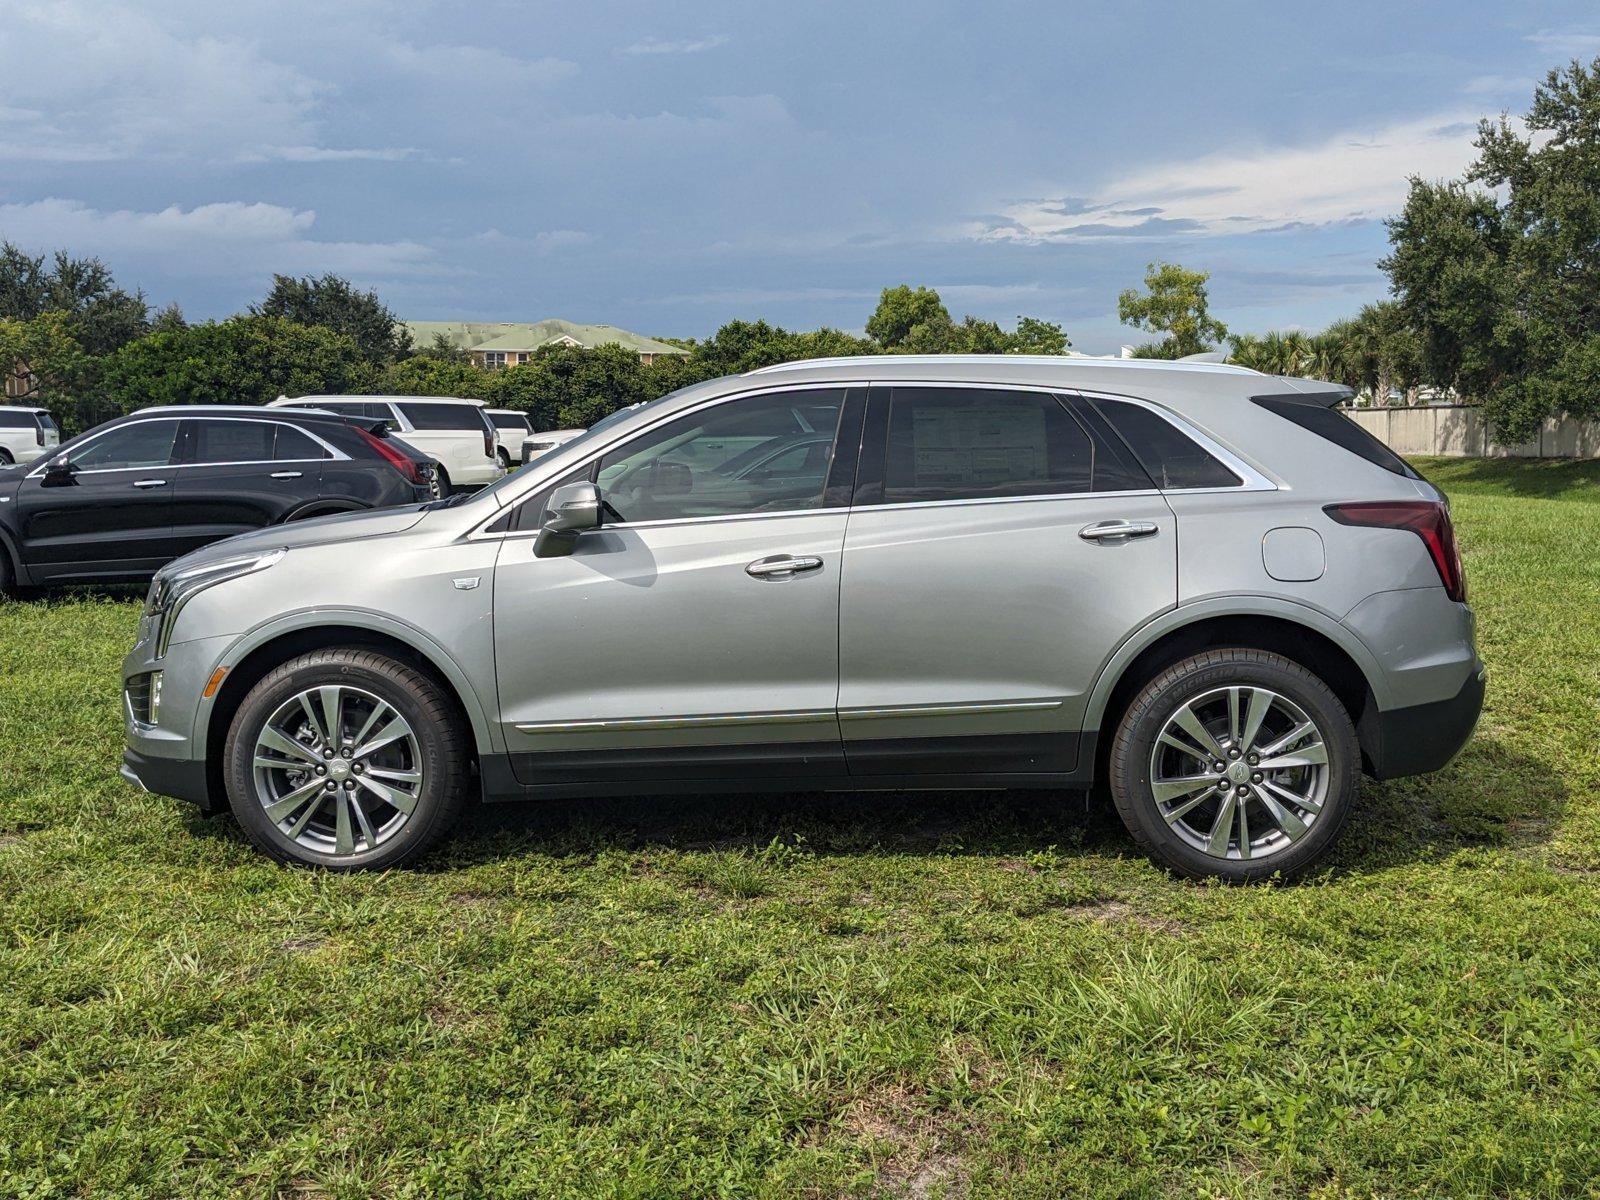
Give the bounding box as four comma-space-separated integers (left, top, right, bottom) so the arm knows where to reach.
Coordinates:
132, 479, 168, 489
1079, 519, 1159, 542
746, 554, 824, 579
270, 471, 303, 479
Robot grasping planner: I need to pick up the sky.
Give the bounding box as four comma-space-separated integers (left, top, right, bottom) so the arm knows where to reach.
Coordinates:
1, 1, 1597, 355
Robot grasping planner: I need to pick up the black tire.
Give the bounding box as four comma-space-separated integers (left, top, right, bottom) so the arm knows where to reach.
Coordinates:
0, 448, 13, 465
0, 545, 13, 595
1108, 648, 1357, 882
223, 648, 469, 869
434, 467, 452, 498
496, 448, 512, 470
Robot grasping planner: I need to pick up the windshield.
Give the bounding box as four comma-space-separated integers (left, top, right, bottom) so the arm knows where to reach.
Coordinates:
465, 388, 695, 505
490, 413, 530, 431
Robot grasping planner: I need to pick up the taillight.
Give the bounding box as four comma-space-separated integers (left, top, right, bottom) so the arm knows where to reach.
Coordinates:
483, 423, 494, 459
35, 424, 45, 446
1324, 500, 1466, 602
355, 426, 423, 485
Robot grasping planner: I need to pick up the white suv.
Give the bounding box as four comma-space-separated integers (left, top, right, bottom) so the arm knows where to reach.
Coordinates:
485, 409, 532, 470
268, 396, 502, 492
0, 405, 60, 466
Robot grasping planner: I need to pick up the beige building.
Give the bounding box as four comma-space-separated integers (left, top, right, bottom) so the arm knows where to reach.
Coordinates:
403, 319, 688, 369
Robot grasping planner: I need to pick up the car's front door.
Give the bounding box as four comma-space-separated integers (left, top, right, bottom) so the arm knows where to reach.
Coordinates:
836, 384, 1178, 778
490, 385, 863, 787
170, 418, 329, 554
14, 417, 185, 582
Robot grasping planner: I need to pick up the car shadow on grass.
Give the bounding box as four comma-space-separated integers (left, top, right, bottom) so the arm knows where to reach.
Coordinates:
1419, 456, 1600, 501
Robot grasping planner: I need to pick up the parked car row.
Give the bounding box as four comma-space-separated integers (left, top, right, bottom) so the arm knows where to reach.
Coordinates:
112, 355, 1484, 882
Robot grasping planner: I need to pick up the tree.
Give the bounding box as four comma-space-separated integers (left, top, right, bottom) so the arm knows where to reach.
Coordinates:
0, 312, 91, 425
105, 316, 376, 412
374, 355, 487, 398
1010, 316, 1070, 355
1383, 58, 1600, 440
865, 285, 953, 351
1117, 262, 1228, 357
253, 273, 411, 365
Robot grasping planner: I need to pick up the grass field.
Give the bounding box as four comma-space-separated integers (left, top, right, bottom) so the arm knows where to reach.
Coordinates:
2, 456, 1598, 1199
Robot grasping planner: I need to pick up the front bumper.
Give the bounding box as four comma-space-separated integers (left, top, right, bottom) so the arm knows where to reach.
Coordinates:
1362, 661, 1487, 780
120, 631, 233, 813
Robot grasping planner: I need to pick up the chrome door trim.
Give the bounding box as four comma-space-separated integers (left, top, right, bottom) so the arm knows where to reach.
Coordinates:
839, 698, 1063, 722
515, 708, 837, 734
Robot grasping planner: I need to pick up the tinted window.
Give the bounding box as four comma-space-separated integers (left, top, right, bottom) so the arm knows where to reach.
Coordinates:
191, 419, 276, 464
596, 389, 843, 523
0, 412, 31, 428
1091, 398, 1242, 489
398, 402, 485, 431
489, 412, 530, 431
36, 413, 57, 433
274, 425, 330, 461
69, 421, 179, 470
881, 387, 1142, 502
1251, 394, 1420, 479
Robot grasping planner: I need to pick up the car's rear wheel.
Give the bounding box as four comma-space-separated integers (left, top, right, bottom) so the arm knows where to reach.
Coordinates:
432, 467, 452, 498
1108, 649, 1356, 881
496, 448, 512, 470
223, 649, 468, 868
0, 448, 13, 465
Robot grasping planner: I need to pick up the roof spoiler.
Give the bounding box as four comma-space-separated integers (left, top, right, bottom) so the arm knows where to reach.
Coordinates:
1268, 378, 1355, 407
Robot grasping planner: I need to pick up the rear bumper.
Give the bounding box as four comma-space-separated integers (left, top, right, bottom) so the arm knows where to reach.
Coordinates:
1362, 662, 1486, 780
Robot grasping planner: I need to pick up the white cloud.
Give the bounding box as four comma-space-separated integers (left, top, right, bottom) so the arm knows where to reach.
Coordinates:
976, 112, 1484, 244
621, 35, 729, 56
1525, 28, 1600, 59
0, 197, 439, 279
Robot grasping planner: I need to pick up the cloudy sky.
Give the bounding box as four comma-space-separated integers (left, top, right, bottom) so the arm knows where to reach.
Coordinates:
1, 1, 1595, 353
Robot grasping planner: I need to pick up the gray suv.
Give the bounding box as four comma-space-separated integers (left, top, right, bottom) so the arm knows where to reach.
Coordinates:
120, 356, 1484, 880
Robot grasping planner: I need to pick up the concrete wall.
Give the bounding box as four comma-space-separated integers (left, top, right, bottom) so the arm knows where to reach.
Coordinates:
1345, 405, 1600, 459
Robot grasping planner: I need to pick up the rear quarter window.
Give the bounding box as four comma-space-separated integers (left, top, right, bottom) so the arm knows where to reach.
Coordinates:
1089, 397, 1243, 490
1251, 394, 1421, 479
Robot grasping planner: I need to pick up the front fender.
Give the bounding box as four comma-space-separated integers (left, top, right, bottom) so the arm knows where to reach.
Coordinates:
189, 606, 501, 761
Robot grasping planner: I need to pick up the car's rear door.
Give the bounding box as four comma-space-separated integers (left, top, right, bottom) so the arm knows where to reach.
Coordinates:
836, 384, 1177, 778
169, 417, 328, 553
14, 417, 185, 582
489, 385, 863, 788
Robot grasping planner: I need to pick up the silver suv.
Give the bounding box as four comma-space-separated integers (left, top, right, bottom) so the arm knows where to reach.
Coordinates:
120, 356, 1484, 880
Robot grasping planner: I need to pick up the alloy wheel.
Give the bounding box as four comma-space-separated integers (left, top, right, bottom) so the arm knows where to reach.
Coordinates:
251, 684, 424, 856
1148, 684, 1330, 861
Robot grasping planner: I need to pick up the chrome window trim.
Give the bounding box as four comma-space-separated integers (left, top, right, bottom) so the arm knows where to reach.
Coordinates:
468, 376, 1277, 542
515, 697, 1064, 735
468, 379, 864, 540
25, 415, 350, 479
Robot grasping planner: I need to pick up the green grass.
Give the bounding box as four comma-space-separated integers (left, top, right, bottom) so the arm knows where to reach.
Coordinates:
3, 457, 1599, 1199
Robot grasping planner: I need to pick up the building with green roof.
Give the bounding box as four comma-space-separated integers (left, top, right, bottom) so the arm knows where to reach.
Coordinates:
403, 320, 688, 368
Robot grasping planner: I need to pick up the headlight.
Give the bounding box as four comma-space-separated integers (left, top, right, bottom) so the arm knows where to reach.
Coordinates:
145, 548, 285, 656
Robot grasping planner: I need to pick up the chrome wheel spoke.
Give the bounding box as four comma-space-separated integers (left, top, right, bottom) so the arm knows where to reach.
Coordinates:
1239, 688, 1273, 753
1237, 795, 1251, 860
1253, 785, 1308, 838
1162, 787, 1215, 825
1152, 774, 1216, 803
334, 791, 355, 855
1259, 741, 1327, 772
298, 693, 330, 746
1206, 792, 1238, 856
1258, 721, 1313, 758
354, 719, 409, 760
317, 686, 344, 748
285, 793, 324, 838
1172, 703, 1226, 761
263, 777, 323, 822
349, 700, 391, 752
257, 725, 321, 767
355, 772, 418, 815
365, 766, 422, 785
1260, 776, 1321, 816
350, 795, 380, 850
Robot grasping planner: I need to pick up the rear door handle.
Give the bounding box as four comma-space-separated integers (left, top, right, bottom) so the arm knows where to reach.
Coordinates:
132, 479, 168, 489
746, 554, 824, 579
270, 471, 303, 479
1079, 519, 1159, 542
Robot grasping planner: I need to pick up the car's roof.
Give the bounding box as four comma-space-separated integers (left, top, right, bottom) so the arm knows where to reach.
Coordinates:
122, 405, 362, 424
268, 394, 486, 407
524, 428, 585, 439
0, 404, 50, 412
485, 408, 528, 416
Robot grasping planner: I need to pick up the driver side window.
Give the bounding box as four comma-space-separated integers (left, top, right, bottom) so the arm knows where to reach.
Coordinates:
594, 389, 844, 524
67, 420, 180, 471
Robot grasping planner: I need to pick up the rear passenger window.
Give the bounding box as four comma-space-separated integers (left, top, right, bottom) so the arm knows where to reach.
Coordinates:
274, 425, 329, 461
882, 387, 1146, 503
1251, 394, 1420, 479
1090, 398, 1242, 490
397, 402, 483, 431
191, 420, 276, 464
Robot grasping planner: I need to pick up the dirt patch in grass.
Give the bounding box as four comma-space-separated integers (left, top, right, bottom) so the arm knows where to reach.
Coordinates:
842, 1084, 971, 1199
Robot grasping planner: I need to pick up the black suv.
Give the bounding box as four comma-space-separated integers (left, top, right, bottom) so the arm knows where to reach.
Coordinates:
0, 406, 434, 588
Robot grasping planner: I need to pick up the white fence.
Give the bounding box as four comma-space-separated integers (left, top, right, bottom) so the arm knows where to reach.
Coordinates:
1344, 404, 1600, 459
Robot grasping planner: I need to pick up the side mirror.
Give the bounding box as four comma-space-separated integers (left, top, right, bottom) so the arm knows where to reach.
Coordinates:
533, 481, 602, 558
40, 456, 77, 488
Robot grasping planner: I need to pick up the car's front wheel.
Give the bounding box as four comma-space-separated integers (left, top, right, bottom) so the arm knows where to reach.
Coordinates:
223, 648, 468, 868
1108, 649, 1357, 881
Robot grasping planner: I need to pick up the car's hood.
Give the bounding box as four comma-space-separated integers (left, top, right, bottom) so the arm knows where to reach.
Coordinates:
162, 504, 431, 573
